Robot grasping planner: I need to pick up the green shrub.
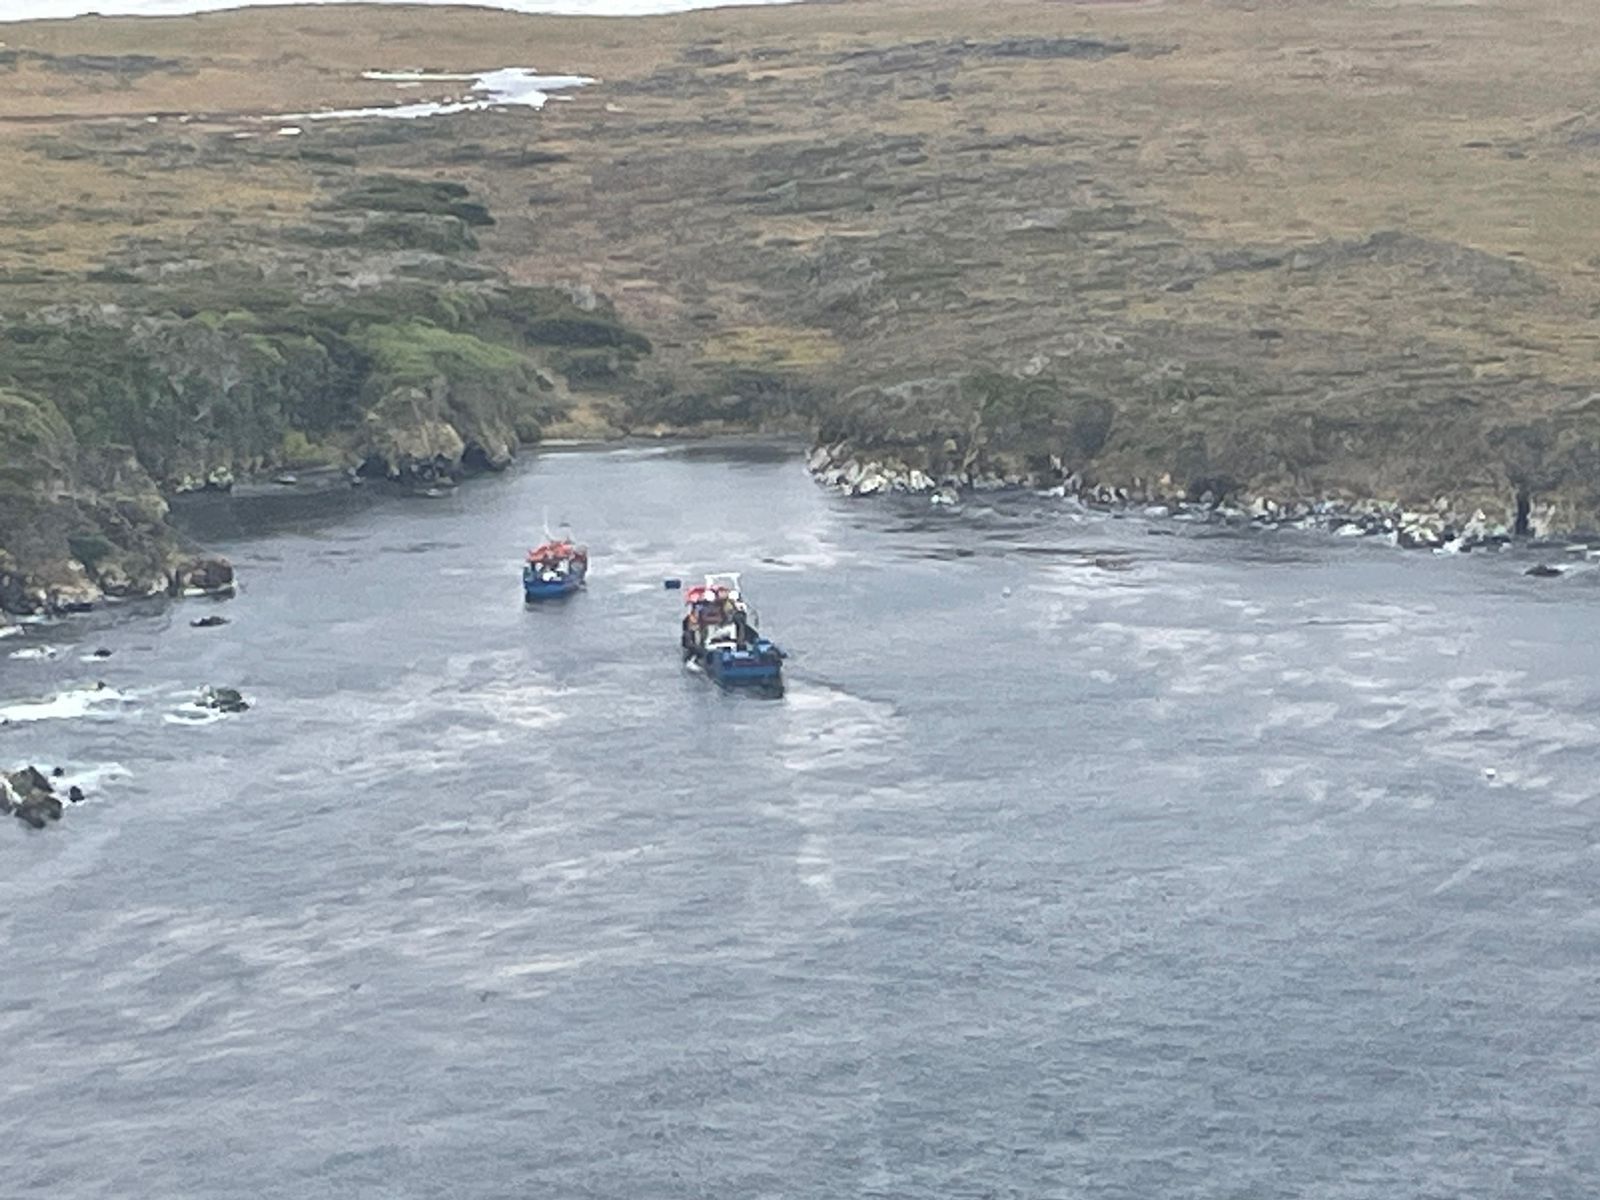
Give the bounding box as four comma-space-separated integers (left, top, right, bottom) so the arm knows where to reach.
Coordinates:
67, 532, 115, 569
328, 175, 495, 226
353, 321, 532, 390
279, 428, 343, 468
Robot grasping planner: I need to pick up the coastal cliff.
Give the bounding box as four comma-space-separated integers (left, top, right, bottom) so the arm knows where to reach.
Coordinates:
0, 166, 655, 611
4, 0, 1600, 610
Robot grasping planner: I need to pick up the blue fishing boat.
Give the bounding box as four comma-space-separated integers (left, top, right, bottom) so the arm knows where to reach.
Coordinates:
680, 573, 785, 684
523, 539, 588, 601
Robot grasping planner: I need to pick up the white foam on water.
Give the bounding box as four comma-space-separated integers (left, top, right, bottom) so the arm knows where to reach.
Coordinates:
5, 0, 799, 18
63, 761, 134, 791
493, 955, 588, 979
163, 687, 251, 725
163, 705, 231, 726
4, 760, 136, 808
775, 683, 901, 775
0, 684, 134, 725
447, 676, 566, 731
0, 625, 22, 640
7, 645, 61, 661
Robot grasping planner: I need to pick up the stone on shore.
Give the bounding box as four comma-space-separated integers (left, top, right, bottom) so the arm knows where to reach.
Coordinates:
171, 557, 235, 598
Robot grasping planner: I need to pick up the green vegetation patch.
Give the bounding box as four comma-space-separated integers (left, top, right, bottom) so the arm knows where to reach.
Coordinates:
328, 176, 495, 227
289, 214, 480, 255
354, 320, 533, 391
0, 389, 77, 496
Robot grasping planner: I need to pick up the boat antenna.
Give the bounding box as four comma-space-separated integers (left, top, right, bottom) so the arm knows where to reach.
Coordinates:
542, 508, 553, 542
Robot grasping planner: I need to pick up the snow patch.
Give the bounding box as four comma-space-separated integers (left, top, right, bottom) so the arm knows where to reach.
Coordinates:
285, 67, 593, 122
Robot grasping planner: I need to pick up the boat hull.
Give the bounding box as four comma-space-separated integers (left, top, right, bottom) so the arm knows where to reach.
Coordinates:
694, 645, 784, 684
523, 565, 586, 601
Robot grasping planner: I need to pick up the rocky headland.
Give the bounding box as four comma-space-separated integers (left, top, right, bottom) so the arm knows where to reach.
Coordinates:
0, 164, 658, 611
3, 0, 1600, 612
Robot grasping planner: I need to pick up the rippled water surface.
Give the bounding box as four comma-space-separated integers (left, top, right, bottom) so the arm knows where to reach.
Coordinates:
3, 443, 1599, 1198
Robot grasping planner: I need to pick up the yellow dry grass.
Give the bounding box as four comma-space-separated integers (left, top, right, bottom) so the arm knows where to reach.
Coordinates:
0, 142, 313, 271
2, 0, 1599, 393
698, 324, 841, 369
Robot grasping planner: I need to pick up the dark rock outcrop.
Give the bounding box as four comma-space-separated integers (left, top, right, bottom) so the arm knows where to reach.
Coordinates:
2, 767, 66, 829
171, 557, 235, 598
198, 686, 250, 714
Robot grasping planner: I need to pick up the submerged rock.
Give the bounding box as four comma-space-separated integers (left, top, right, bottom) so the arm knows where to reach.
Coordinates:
191, 615, 229, 628
1525, 563, 1564, 578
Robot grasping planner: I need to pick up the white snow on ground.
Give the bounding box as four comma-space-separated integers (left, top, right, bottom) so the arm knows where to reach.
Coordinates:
285, 68, 593, 122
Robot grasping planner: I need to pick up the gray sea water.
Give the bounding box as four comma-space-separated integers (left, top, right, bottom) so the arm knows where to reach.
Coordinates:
2, 442, 1599, 1198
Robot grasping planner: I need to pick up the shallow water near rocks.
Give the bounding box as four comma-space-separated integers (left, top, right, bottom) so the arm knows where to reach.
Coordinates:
3, 442, 1599, 1197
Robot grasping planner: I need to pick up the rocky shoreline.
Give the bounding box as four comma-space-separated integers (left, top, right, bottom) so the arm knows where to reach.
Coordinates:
0, 445, 506, 618
0, 550, 237, 619
805, 443, 1578, 557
